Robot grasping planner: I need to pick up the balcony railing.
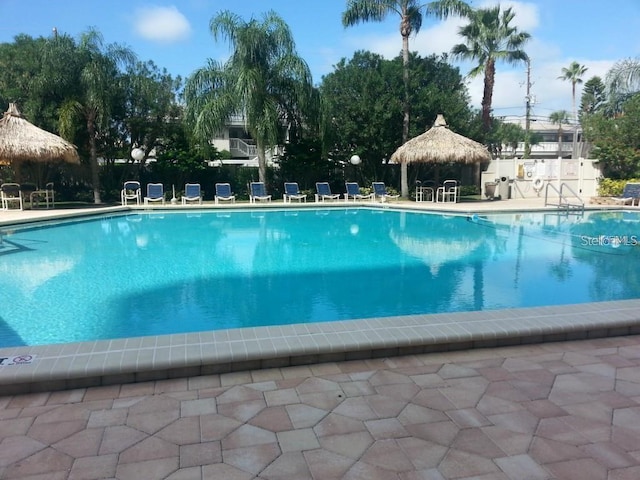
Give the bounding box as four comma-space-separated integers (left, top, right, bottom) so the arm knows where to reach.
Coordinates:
502, 141, 575, 157
229, 138, 257, 157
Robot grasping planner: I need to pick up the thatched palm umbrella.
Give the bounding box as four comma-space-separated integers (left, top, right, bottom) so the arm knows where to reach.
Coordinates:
391, 114, 491, 191
0, 103, 80, 166
390, 229, 483, 275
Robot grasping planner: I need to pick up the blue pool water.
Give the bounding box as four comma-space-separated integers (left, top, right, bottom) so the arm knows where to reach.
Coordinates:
1, 208, 639, 347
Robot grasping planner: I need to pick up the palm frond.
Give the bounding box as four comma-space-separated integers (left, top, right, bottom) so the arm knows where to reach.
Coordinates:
342, 0, 398, 26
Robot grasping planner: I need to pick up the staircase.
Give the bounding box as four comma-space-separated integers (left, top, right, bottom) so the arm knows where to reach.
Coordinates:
229, 138, 257, 158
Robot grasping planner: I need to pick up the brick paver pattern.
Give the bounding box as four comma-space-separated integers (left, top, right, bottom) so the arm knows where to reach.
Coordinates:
2, 335, 640, 479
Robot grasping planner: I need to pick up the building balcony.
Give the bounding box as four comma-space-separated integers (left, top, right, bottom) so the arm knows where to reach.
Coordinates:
502, 141, 575, 159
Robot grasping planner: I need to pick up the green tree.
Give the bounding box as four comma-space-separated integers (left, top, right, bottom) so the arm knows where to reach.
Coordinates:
58, 28, 136, 203
342, 0, 472, 197
451, 5, 530, 133
0, 33, 85, 133
277, 138, 331, 191
558, 61, 588, 122
123, 61, 182, 166
579, 76, 606, 116
0, 35, 48, 119
185, 10, 314, 184
491, 120, 525, 158
321, 51, 401, 186
582, 94, 640, 178
0, 33, 87, 189
320, 50, 472, 188
549, 110, 570, 157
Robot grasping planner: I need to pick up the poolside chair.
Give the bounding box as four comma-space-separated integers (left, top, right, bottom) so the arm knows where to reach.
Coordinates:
19, 183, 36, 207
344, 182, 374, 202
612, 182, 640, 206
1, 183, 23, 210
315, 182, 340, 202
436, 180, 458, 203
372, 182, 400, 202
30, 182, 55, 209
121, 181, 141, 206
415, 180, 436, 202
182, 183, 202, 205
283, 182, 307, 203
144, 183, 165, 205
249, 182, 271, 203
215, 183, 236, 204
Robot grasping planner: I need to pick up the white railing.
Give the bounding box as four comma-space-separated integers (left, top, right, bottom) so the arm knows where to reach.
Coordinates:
502, 142, 574, 157
229, 138, 257, 157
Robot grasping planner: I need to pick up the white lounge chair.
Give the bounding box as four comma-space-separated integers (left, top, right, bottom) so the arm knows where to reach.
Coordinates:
315, 182, 340, 202
344, 182, 374, 202
372, 182, 400, 202
283, 182, 307, 203
144, 183, 165, 205
182, 183, 202, 205
249, 182, 271, 203
612, 183, 640, 206
215, 183, 236, 204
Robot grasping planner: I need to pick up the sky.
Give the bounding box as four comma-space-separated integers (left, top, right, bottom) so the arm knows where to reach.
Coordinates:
1, 0, 640, 125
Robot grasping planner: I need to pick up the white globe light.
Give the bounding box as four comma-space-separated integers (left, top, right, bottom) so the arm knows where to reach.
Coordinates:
350, 154, 361, 165
131, 147, 145, 162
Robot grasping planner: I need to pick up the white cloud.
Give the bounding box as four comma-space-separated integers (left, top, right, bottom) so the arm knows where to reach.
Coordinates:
487, 0, 540, 32
133, 6, 191, 43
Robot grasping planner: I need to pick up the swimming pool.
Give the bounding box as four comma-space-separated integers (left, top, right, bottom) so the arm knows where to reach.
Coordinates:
1, 207, 639, 348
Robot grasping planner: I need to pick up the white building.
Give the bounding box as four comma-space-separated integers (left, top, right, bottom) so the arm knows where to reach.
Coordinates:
209, 114, 280, 168
498, 116, 589, 160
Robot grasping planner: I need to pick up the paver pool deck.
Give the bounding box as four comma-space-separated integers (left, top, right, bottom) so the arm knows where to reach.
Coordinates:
1, 198, 640, 479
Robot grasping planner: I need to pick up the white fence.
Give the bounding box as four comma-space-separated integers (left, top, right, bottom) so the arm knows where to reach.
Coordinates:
481, 157, 601, 200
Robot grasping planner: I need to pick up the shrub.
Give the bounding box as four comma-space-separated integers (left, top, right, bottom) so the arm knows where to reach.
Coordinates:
598, 178, 640, 196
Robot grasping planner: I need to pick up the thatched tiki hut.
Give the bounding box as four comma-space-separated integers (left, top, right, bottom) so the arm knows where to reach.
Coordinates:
391, 114, 491, 193
0, 103, 80, 176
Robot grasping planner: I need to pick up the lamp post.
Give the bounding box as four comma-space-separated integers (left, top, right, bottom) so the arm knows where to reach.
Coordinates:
131, 147, 145, 163
349, 155, 361, 184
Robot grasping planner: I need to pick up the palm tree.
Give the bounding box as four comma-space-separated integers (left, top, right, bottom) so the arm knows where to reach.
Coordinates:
549, 110, 570, 158
58, 29, 135, 204
558, 61, 588, 122
184, 10, 314, 184
342, 0, 472, 198
451, 5, 530, 133
605, 58, 640, 115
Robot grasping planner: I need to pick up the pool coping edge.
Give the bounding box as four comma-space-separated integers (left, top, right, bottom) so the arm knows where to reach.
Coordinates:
2, 299, 639, 394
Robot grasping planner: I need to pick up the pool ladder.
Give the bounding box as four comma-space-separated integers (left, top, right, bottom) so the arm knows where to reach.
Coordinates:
544, 182, 584, 213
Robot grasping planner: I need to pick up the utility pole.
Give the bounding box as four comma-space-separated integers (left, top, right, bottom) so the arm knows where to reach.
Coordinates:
524, 59, 532, 158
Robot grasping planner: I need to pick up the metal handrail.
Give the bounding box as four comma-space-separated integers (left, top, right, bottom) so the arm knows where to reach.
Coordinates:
545, 182, 584, 212
560, 183, 583, 204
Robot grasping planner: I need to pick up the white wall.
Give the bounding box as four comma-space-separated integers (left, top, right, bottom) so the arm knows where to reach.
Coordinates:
481, 158, 602, 200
